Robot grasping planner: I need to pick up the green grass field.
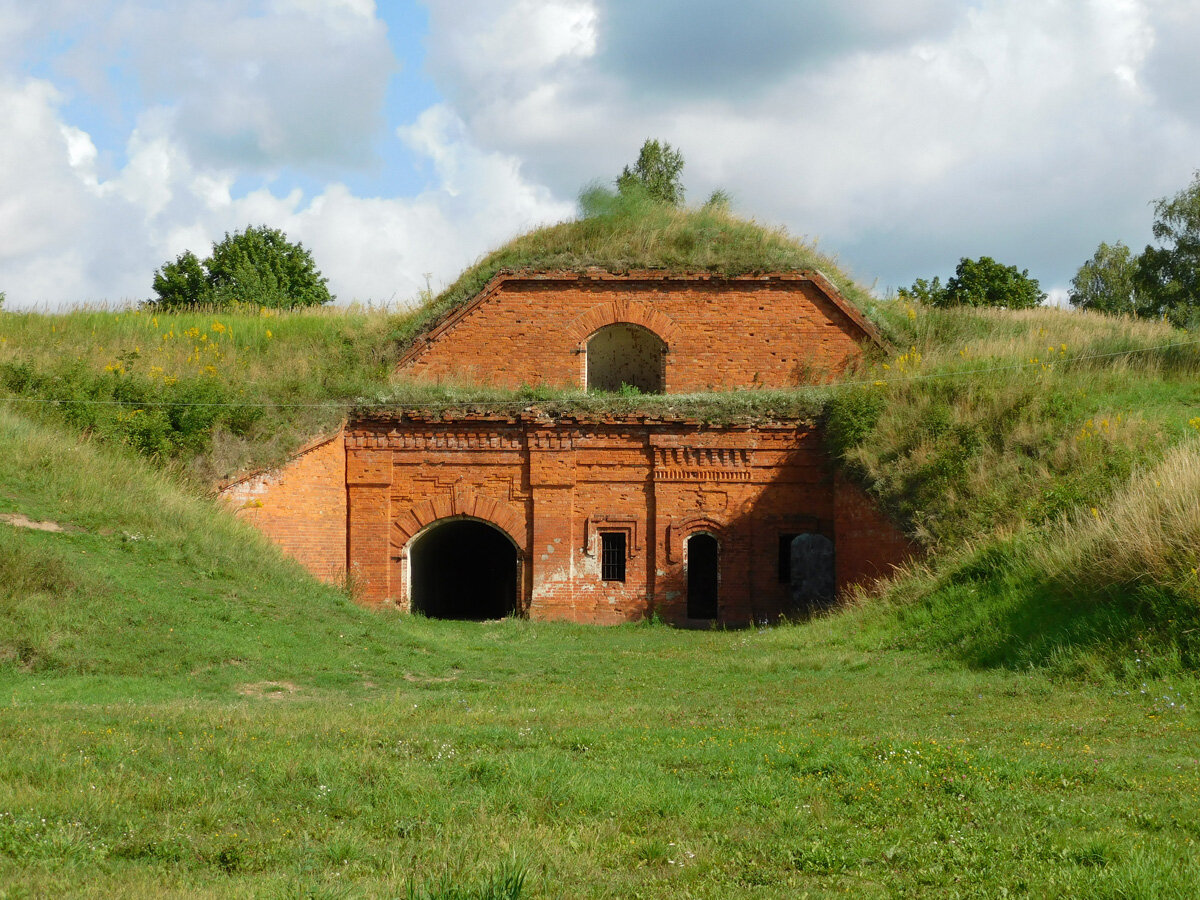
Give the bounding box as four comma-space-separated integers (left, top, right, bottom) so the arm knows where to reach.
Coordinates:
2, 399, 1199, 897
5, 272, 1200, 896
4, 615, 1197, 898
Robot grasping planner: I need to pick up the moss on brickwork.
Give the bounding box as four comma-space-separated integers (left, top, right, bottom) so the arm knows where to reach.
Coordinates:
351, 386, 824, 427
395, 188, 871, 352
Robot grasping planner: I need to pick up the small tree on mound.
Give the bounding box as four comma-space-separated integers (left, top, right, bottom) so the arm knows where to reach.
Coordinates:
1135, 171, 1200, 327
1068, 241, 1143, 316
151, 250, 208, 309
899, 256, 1046, 309
151, 225, 333, 309
617, 138, 686, 206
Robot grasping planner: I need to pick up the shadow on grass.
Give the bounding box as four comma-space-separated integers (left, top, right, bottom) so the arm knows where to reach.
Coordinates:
895, 544, 1200, 679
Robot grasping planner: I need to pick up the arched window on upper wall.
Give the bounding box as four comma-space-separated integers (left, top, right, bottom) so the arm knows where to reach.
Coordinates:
585, 323, 666, 393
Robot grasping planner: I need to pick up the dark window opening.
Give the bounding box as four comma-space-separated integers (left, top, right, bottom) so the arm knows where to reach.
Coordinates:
586, 323, 666, 394
601, 532, 627, 582
687, 533, 719, 619
778, 533, 801, 583
410, 519, 518, 620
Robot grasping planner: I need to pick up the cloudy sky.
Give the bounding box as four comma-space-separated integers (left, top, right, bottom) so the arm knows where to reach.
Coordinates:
2, 0, 1198, 309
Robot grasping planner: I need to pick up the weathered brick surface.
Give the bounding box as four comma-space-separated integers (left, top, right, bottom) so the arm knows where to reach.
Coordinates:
833, 476, 920, 592
397, 272, 881, 391
334, 413, 914, 625
217, 429, 347, 584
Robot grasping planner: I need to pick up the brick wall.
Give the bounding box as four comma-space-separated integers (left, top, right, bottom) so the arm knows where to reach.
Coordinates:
221, 414, 916, 624
398, 272, 881, 391
216, 429, 347, 584
343, 414, 914, 625
833, 475, 919, 591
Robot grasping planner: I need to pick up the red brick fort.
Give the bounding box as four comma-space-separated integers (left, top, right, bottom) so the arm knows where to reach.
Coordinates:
221, 270, 914, 625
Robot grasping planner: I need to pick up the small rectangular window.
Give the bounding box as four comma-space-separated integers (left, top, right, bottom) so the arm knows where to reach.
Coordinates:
601, 532, 627, 582
778, 534, 800, 584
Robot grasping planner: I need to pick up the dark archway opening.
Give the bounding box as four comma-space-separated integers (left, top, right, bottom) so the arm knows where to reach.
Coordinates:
586, 323, 666, 393
686, 533, 719, 620
410, 519, 518, 620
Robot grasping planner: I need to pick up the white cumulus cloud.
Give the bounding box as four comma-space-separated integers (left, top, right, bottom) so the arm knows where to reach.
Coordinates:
421, 0, 1200, 293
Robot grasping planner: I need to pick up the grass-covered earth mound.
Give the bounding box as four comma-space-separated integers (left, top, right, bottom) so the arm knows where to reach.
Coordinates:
4, 216, 1200, 893
393, 187, 874, 353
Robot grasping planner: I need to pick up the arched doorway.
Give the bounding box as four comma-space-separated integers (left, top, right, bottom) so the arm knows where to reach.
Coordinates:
410, 519, 519, 620
686, 533, 719, 620
586, 324, 666, 393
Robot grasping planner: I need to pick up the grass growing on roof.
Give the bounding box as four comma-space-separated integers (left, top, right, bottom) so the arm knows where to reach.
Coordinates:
394, 186, 873, 352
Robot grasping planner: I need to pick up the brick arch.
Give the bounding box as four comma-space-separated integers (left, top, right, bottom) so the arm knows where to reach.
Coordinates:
567, 300, 680, 347
391, 488, 528, 556
681, 516, 726, 538
667, 515, 727, 563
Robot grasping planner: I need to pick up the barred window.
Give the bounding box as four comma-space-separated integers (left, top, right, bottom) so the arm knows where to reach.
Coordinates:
600, 532, 627, 582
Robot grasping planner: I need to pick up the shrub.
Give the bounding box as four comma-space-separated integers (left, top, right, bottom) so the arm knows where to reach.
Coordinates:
899, 257, 1046, 309
151, 225, 333, 309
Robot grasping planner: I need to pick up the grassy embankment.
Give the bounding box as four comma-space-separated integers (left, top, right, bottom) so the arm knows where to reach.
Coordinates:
829, 301, 1200, 679
0, 304, 401, 485
3, 192, 1200, 893
1, 405, 1198, 898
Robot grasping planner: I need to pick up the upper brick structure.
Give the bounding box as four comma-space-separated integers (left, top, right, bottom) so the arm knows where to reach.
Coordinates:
396, 270, 883, 392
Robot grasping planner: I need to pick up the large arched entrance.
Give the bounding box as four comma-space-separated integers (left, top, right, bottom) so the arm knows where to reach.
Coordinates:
686, 533, 719, 620
586, 323, 666, 393
409, 519, 519, 620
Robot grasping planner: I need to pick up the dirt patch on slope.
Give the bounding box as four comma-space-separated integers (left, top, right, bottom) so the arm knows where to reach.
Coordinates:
0, 513, 78, 533
237, 681, 300, 699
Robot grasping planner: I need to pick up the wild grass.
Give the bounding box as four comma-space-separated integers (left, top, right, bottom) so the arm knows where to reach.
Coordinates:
827, 300, 1200, 546
0, 303, 407, 483
823, 300, 1200, 679
395, 188, 872, 352
3, 334, 1200, 894
1034, 438, 1200, 603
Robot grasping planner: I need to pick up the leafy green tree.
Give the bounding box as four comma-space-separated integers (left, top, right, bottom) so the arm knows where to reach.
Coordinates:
1068, 242, 1142, 316
617, 139, 685, 206
1135, 172, 1200, 327
896, 276, 944, 306
150, 225, 333, 309
206, 225, 332, 308
899, 257, 1046, 309
151, 250, 209, 308
702, 188, 732, 212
